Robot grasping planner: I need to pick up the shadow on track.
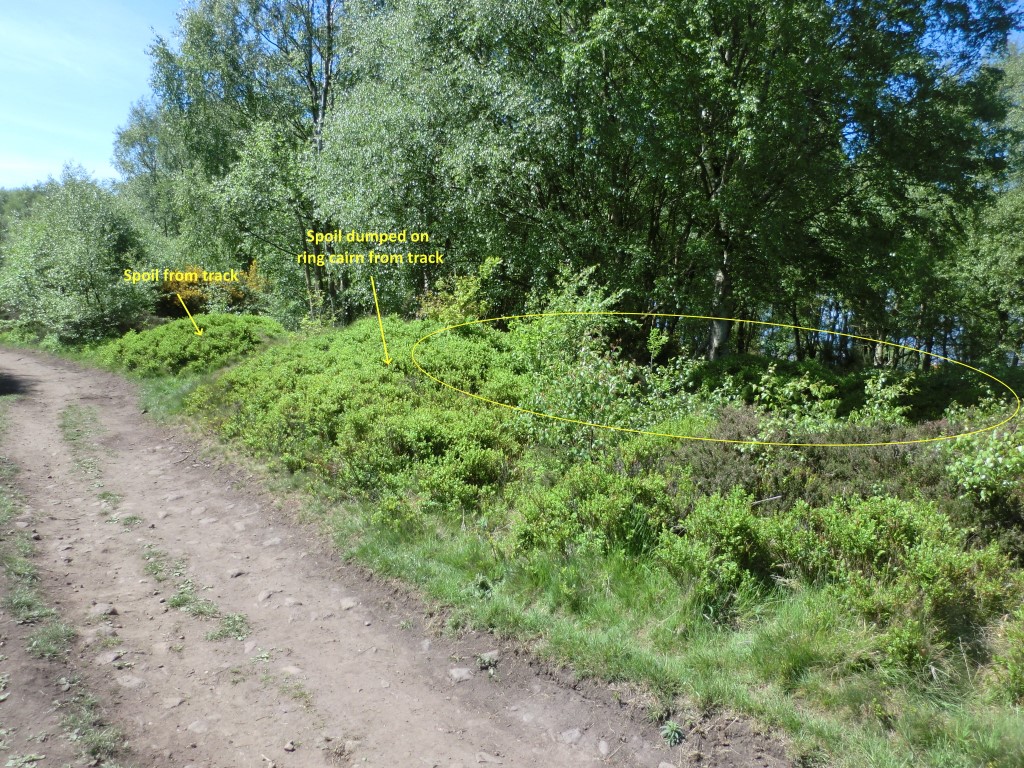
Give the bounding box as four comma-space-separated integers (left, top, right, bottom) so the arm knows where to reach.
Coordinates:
0, 371, 34, 396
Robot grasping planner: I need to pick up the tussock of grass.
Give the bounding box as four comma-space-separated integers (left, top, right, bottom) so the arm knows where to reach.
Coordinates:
2, 586, 55, 624
97, 490, 122, 507
57, 404, 102, 477
57, 404, 100, 444
206, 613, 251, 641
167, 580, 219, 618
141, 544, 169, 581
27, 622, 76, 659
137, 373, 203, 421
61, 691, 124, 760
1, 553, 36, 583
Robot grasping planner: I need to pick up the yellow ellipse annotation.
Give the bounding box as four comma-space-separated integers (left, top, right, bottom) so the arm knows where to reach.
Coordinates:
410, 312, 1022, 448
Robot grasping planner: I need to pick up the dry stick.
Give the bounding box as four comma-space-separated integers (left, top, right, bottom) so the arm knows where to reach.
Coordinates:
722, 715, 739, 735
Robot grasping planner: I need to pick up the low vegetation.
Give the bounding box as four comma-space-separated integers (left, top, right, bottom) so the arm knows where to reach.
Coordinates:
5, 276, 1022, 766
96, 313, 285, 377
141, 545, 250, 642
101, 297, 1015, 768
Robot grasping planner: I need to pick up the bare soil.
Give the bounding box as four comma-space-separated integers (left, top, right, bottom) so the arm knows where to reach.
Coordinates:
0, 347, 790, 768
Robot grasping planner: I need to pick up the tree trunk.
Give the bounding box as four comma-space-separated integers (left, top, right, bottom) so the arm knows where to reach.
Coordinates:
707, 253, 732, 360
921, 335, 934, 371
792, 305, 803, 361
303, 261, 315, 317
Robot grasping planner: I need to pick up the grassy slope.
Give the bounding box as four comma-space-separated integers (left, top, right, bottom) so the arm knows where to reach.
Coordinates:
37, 316, 1024, 767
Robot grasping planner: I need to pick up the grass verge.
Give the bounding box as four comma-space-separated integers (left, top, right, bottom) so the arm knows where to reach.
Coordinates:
34, 322, 1024, 767
325, 491, 1024, 767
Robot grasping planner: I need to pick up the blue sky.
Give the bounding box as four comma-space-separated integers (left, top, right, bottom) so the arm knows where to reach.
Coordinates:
0, 0, 184, 189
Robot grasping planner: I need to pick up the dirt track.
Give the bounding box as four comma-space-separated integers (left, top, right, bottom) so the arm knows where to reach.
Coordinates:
0, 348, 788, 768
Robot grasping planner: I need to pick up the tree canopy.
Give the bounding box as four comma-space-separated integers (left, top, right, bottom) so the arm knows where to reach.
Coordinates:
0, 168, 153, 342
2, 0, 1021, 366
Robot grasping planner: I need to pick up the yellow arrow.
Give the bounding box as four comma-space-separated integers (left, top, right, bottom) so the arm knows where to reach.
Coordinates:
370, 276, 392, 365
176, 293, 204, 336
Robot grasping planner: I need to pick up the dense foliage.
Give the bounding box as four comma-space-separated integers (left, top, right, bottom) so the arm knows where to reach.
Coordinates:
97, 313, 285, 376
0, 0, 1000, 366
185, 315, 1024, 694
0, 168, 153, 343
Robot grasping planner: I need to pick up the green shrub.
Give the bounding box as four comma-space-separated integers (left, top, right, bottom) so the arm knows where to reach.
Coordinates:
656, 491, 1023, 667
417, 256, 500, 325
944, 427, 1024, 504
774, 497, 1021, 655
655, 488, 775, 612
97, 313, 285, 376
188, 317, 521, 523
0, 168, 154, 343
509, 459, 693, 557
906, 364, 1024, 422
849, 370, 917, 426
939, 412, 1024, 556
989, 608, 1024, 703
